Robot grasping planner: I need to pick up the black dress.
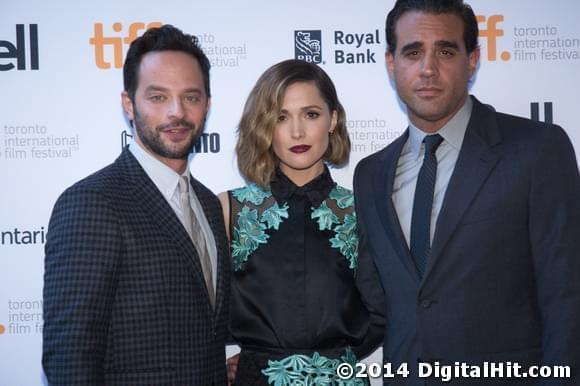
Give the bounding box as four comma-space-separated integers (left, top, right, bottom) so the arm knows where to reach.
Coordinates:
227, 167, 384, 385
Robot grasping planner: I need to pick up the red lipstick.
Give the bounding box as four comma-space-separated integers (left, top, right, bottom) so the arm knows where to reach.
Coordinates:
289, 145, 311, 153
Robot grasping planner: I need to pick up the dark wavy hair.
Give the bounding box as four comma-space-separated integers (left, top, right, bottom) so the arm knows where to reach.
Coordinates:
123, 24, 211, 100
386, 0, 479, 55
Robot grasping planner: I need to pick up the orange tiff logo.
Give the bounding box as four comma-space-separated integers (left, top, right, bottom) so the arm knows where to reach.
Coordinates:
90, 22, 162, 69
477, 15, 510, 61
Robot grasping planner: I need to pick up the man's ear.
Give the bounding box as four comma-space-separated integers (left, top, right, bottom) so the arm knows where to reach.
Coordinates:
468, 47, 480, 78
385, 51, 396, 78
121, 91, 134, 121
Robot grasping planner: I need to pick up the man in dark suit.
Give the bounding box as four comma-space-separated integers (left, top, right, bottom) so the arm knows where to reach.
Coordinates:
354, 1, 580, 385
42, 25, 230, 385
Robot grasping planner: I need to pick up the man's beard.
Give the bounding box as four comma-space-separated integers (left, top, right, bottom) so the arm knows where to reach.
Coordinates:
133, 108, 204, 160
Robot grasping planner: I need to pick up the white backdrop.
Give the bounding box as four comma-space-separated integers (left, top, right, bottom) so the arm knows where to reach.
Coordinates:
1, 1, 579, 385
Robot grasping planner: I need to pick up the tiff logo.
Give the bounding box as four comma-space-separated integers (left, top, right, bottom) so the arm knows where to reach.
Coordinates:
530, 102, 553, 124
476, 15, 510, 61
90, 22, 162, 69
295, 30, 322, 64
0, 24, 39, 71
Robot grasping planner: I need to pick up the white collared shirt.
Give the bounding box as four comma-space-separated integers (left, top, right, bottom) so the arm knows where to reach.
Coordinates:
129, 140, 217, 292
392, 97, 473, 248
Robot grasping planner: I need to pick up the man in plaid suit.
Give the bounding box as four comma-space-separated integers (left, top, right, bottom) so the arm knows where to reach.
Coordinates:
42, 25, 230, 385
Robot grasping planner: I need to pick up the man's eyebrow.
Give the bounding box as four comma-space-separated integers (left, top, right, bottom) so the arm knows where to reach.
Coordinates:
435, 40, 460, 49
399, 40, 460, 53
143, 85, 204, 94
400, 41, 423, 53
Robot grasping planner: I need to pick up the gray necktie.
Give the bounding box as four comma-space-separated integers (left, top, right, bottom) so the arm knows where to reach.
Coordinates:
179, 176, 215, 308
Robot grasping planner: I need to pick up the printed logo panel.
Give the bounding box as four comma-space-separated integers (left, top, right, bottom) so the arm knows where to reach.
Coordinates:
0, 24, 39, 71
295, 30, 322, 64
90, 22, 162, 69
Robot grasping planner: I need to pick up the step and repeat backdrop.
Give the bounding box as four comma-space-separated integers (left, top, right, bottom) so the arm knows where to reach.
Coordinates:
1, 0, 579, 384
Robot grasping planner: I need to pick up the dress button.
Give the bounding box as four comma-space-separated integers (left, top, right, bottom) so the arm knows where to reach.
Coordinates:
421, 299, 433, 309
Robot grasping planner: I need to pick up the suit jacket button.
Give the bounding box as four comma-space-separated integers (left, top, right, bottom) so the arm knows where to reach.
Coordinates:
421, 299, 432, 309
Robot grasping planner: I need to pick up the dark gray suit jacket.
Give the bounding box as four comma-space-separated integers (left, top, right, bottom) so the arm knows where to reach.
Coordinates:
354, 96, 580, 385
43, 148, 230, 385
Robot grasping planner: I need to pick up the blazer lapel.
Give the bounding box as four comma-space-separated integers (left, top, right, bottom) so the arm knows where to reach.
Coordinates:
373, 131, 421, 284
190, 177, 227, 317
119, 150, 210, 304
425, 98, 502, 278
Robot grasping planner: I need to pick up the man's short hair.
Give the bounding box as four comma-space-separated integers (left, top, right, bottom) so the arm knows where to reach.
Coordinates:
385, 0, 479, 55
123, 24, 211, 100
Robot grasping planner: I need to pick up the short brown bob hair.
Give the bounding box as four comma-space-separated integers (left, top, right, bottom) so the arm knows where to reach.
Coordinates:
236, 59, 350, 187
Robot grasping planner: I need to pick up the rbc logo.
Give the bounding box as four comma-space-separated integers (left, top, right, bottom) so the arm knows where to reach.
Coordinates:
294, 30, 322, 64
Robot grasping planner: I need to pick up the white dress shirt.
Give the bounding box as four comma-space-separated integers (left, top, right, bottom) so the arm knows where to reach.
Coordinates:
392, 97, 473, 248
129, 141, 217, 292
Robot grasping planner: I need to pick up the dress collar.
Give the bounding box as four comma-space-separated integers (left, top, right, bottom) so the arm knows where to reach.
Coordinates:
270, 166, 335, 207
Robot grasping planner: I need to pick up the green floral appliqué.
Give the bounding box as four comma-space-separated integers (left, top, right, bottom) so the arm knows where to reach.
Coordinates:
313, 186, 359, 271
231, 206, 268, 271
262, 202, 290, 230
311, 201, 340, 231
329, 185, 355, 209
261, 348, 366, 386
232, 183, 272, 205
231, 183, 359, 272
231, 185, 289, 271
330, 213, 359, 270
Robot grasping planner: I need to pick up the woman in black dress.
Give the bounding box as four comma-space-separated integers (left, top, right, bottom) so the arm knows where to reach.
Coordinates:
218, 59, 384, 386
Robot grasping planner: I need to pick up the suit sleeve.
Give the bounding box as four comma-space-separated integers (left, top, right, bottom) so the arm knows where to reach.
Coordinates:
529, 126, 580, 385
351, 216, 386, 359
43, 186, 121, 385
351, 161, 386, 359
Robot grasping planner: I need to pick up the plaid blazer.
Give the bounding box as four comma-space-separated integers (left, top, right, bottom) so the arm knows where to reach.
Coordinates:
43, 148, 230, 385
